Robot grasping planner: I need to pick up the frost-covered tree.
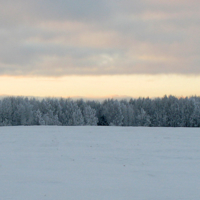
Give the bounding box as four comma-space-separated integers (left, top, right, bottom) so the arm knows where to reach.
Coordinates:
120, 102, 135, 126
15, 99, 33, 125
181, 98, 194, 127
0, 95, 200, 127
83, 105, 98, 125
137, 108, 151, 126
39, 99, 61, 125
190, 98, 200, 127
0, 98, 12, 126
35, 109, 45, 125
101, 99, 123, 126
65, 100, 77, 125
72, 106, 84, 125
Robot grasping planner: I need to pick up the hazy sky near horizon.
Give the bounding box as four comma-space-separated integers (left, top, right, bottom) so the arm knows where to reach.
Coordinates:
0, 0, 200, 98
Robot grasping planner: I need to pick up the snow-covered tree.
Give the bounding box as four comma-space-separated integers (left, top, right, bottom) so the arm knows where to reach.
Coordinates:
120, 102, 135, 126
35, 109, 45, 125
101, 99, 123, 126
0, 98, 12, 126
83, 105, 98, 125
0, 95, 199, 128
137, 108, 151, 126
190, 98, 200, 127
72, 106, 84, 125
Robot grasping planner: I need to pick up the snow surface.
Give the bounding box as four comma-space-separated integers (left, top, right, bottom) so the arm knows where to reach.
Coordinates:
0, 126, 200, 200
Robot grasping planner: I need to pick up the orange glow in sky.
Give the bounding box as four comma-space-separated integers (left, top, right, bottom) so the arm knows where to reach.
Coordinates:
1, 75, 200, 99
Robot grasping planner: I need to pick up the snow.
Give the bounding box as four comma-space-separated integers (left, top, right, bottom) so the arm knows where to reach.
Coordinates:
0, 126, 200, 200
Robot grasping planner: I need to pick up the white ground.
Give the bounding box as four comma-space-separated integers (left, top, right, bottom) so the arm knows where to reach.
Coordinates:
0, 126, 200, 200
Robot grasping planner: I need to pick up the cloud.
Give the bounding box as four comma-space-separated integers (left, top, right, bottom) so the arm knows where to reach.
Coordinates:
0, 0, 200, 76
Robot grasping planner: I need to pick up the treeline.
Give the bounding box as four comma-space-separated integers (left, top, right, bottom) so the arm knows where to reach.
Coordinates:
0, 96, 200, 127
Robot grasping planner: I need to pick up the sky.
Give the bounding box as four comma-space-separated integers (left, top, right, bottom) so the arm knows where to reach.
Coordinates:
0, 0, 200, 99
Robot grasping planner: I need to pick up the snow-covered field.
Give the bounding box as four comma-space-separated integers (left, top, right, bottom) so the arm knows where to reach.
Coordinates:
0, 126, 200, 200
